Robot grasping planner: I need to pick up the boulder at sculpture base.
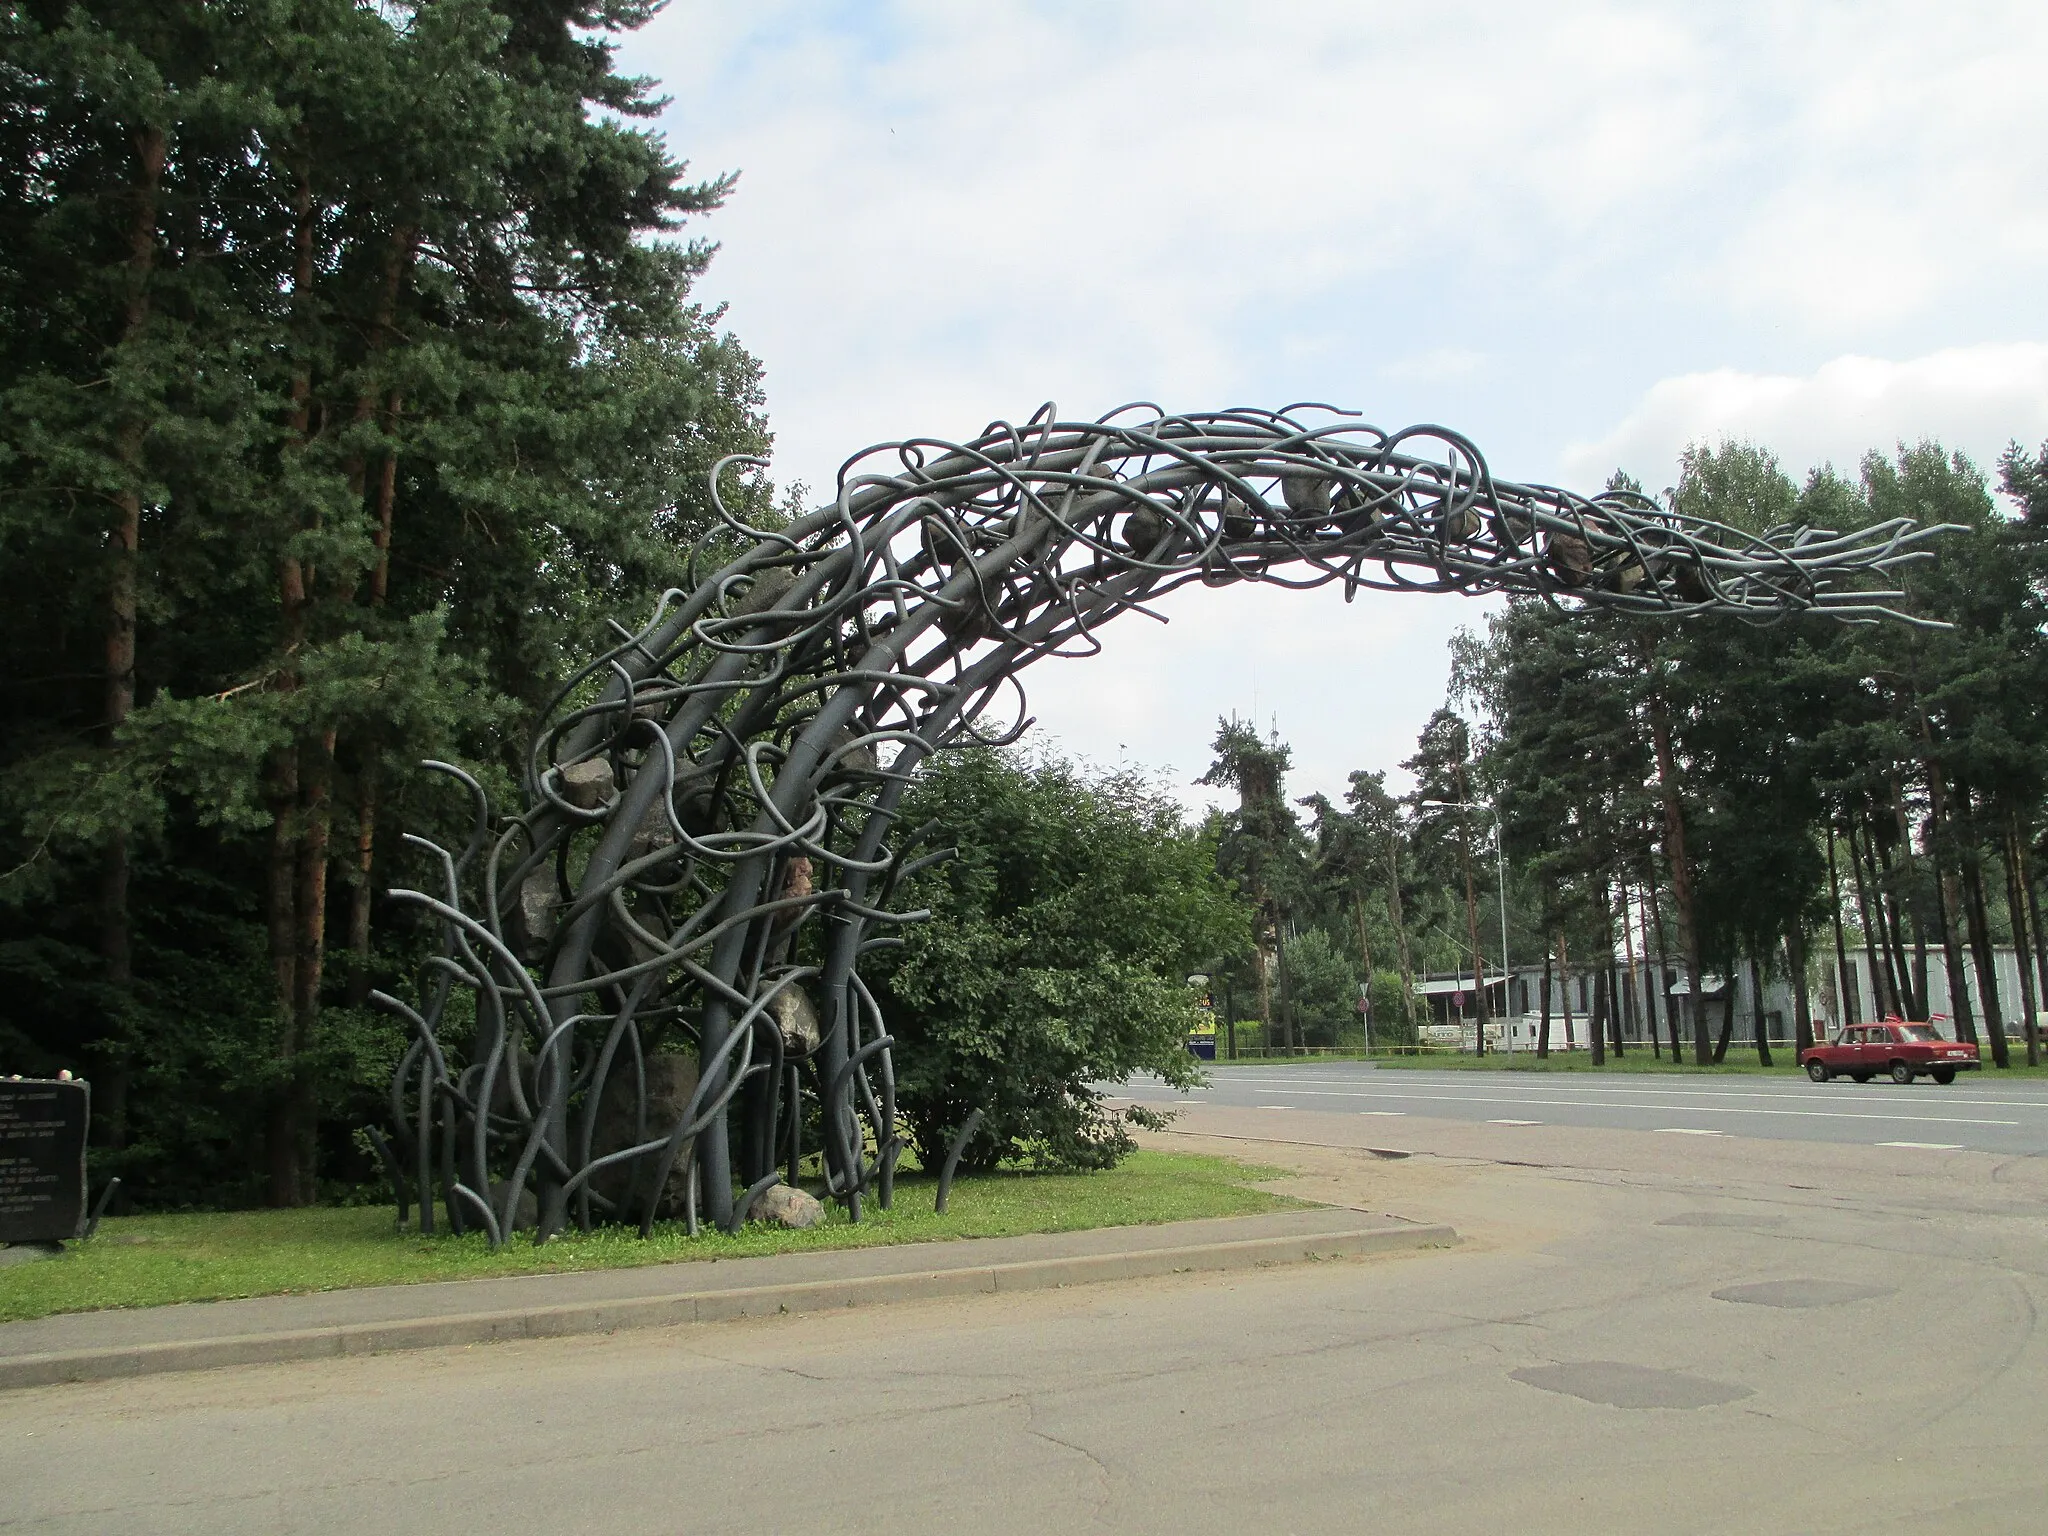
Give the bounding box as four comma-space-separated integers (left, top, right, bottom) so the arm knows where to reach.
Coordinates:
749, 1184, 825, 1229
590, 1052, 700, 1219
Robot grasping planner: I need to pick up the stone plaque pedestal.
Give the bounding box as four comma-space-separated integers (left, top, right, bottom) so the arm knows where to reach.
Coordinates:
0, 1078, 90, 1244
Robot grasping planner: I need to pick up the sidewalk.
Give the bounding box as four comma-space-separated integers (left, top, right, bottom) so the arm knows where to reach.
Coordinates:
0, 1206, 1453, 1391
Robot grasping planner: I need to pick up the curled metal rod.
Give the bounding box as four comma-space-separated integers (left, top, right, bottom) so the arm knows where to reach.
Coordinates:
372, 402, 1954, 1247
935, 1109, 986, 1216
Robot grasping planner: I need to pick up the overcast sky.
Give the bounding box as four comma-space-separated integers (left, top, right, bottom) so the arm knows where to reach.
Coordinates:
619, 1, 2048, 811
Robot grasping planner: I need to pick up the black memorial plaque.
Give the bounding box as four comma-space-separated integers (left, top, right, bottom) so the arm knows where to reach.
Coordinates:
0, 1078, 90, 1243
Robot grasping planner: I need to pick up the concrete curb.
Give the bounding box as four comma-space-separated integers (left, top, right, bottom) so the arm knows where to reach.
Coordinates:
0, 1220, 1453, 1391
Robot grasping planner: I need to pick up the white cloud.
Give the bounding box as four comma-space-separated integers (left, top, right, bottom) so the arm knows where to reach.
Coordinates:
1017, 579, 1497, 816
611, 2, 2048, 813
1383, 349, 1488, 384
634, 1, 1742, 494
1702, 5, 2048, 334
1559, 344, 2048, 492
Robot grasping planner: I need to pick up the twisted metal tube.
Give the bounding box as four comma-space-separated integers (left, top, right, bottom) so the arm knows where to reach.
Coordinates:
375, 403, 1952, 1244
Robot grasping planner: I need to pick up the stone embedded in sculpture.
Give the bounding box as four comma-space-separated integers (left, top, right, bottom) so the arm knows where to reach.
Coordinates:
374, 404, 1950, 1246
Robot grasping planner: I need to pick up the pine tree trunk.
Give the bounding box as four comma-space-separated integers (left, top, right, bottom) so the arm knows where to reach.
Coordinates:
1622, 881, 1646, 1055
343, 387, 403, 1006
1787, 922, 1814, 1056
1934, 860, 1978, 1045
1647, 689, 1708, 1063
2004, 816, 2040, 1067
1826, 820, 1856, 1027
1538, 943, 1552, 1058
2022, 842, 2048, 1065
1644, 863, 1682, 1062
1870, 807, 1919, 1016
1862, 816, 1910, 1014
345, 756, 379, 1007
370, 403, 401, 602
1885, 773, 1934, 1016
1601, 883, 1624, 1057
1558, 930, 1574, 1051
1914, 749, 1978, 1047
1958, 816, 2009, 1068
333, 239, 413, 1006
1588, 965, 1606, 1066
267, 167, 319, 1204
1275, 921, 1295, 1051
1254, 914, 1274, 1053
1712, 973, 1735, 1063
94, 123, 167, 1149
1751, 952, 1772, 1067
265, 740, 301, 1206
1845, 816, 1893, 1017
292, 729, 336, 1199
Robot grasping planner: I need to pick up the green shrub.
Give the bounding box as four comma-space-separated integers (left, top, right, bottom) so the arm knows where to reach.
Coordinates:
873, 748, 1250, 1172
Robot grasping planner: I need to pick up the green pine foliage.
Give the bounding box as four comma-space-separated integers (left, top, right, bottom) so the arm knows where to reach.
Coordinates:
0, 1, 774, 1204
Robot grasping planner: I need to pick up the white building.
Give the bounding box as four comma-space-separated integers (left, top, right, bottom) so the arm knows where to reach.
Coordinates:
1412, 945, 2046, 1053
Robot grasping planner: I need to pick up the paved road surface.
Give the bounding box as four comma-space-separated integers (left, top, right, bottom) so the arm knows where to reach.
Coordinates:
1118, 1062, 2048, 1154
8, 1104, 2048, 1533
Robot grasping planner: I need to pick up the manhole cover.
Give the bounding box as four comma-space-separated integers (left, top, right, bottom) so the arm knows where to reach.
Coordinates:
1510, 1361, 1752, 1410
1712, 1279, 1893, 1309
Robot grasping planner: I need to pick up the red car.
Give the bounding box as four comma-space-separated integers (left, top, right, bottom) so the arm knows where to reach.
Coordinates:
1801, 1021, 1981, 1085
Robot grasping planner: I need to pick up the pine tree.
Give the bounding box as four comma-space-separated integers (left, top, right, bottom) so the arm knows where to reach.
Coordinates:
0, 1, 774, 1202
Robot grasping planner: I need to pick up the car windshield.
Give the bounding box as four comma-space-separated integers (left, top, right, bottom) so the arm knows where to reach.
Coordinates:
1900, 1025, 1941, 1041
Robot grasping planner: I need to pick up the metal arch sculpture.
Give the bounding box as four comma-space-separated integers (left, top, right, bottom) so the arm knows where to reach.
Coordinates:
373, 403, 1947, 1245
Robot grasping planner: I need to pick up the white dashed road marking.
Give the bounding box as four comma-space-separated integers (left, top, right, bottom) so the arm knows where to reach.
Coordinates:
1877, 1141, 1963, 1150
1487, 1118, 1542, 1126
1655, 1128, 1725, 1136
1153, 1085, 2019, 1128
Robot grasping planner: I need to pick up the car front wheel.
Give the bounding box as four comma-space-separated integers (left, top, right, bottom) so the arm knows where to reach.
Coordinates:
1891, 1062, 1915, 1085
1931, 1067, 1956, 1085
1807, 1060, 1831, 1083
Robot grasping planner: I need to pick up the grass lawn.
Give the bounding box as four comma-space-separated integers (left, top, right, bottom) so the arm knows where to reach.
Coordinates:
0, 1149, 1302, 1325
1364, 1053, 1804, 1075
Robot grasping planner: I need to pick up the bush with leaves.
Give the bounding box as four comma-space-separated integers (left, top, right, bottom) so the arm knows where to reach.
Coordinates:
873, 747, 1250, 1173
1281, 927, 1356, 1045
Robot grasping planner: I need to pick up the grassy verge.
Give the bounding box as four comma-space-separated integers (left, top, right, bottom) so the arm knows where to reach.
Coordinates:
1213, 1052, 2048, 1077
0, 1149, 1301, 1325
1362, 1053, 1802, 1075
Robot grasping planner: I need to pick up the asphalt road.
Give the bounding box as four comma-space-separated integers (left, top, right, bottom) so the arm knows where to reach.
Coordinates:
1118, 1062, 2048, 1155
8, 1121, 2048, 1534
